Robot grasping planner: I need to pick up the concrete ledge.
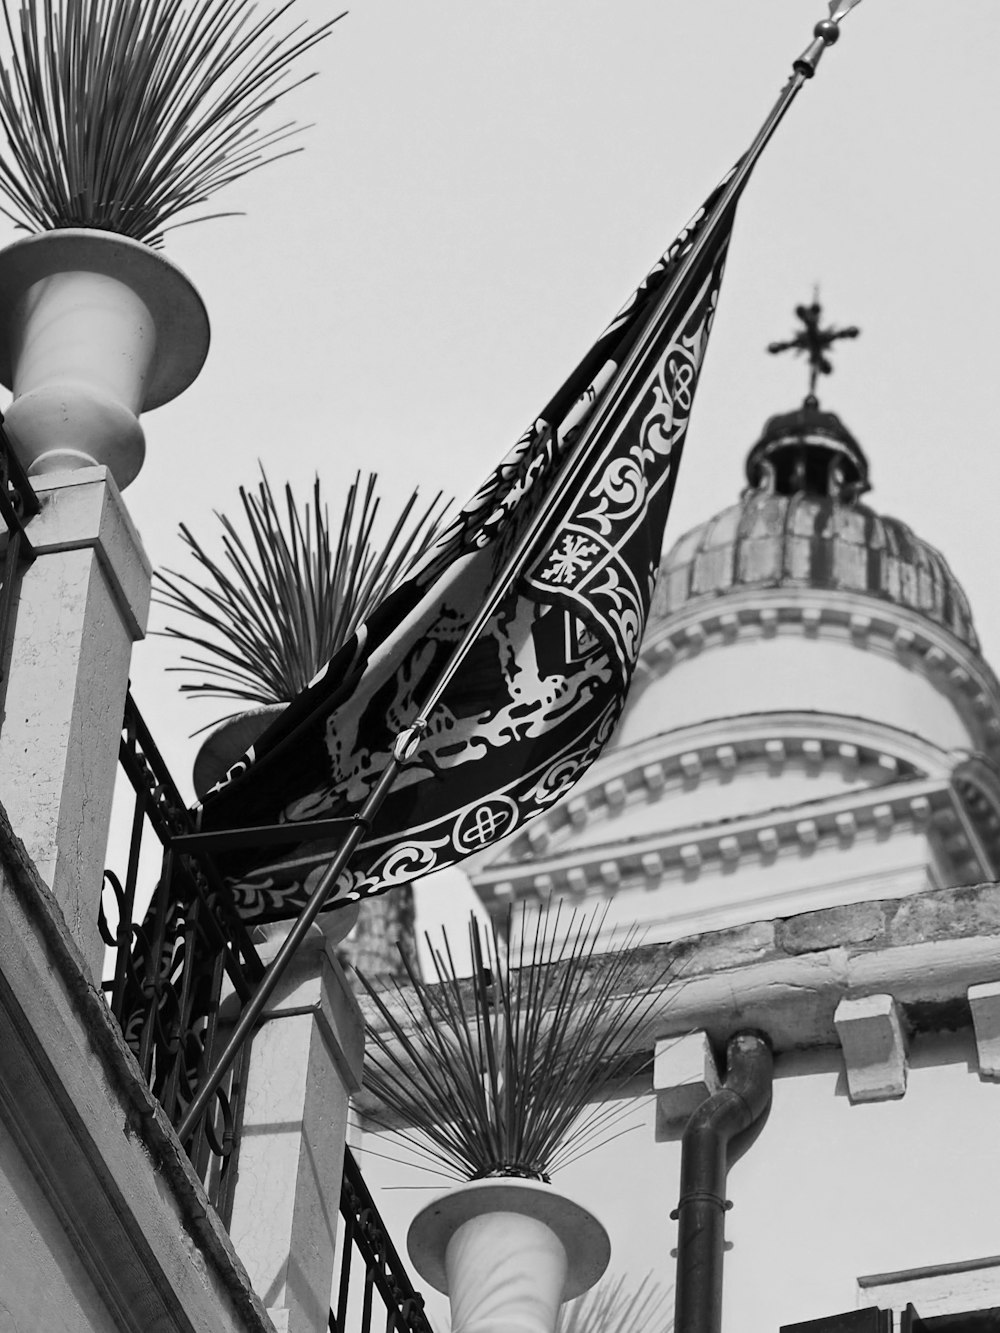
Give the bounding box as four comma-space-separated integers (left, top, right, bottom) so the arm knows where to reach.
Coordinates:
358, 881, 1000, 1099
0, 797, 274, 1333
858, 1254, 1000, 1317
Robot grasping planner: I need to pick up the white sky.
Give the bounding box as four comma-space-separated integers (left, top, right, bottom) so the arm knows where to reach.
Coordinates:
43, 3, 996, 1319
37, 0, 989, 801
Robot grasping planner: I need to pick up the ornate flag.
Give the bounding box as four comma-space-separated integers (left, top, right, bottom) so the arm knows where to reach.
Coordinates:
199, 170, 743, 919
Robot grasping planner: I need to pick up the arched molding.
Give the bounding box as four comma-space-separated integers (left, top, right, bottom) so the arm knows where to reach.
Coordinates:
601, 712, 955, 788
471, 712, 954, 874
469, 778, 962, 909
632, 589, 1000, 758
952, 755, 1000, 879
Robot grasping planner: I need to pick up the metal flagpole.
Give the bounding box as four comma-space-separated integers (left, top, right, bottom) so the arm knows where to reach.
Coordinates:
175, 1, 862, 1148
386, 6, 864, 730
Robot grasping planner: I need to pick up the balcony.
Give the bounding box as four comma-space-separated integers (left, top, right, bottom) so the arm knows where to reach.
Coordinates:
0, 441, 432, 1333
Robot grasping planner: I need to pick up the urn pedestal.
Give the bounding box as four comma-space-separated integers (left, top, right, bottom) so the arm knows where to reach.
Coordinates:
192, 703, 289, 802
408, 1178, 610, 1333
193, 703, 361, 941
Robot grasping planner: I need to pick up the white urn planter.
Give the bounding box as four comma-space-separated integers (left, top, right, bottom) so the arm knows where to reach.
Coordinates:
408, 1178, 610, 1333
0, 228, 209, 490
192, 703, 289, 803
193, 702, 361, 941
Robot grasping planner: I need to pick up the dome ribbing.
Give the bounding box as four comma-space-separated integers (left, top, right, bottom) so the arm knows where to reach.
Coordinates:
655, 398, 979, 652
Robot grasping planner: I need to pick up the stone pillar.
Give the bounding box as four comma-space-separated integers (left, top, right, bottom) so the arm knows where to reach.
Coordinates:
0, 465, 150, 983
337, 883, 418, 982
227, 922, 364, 1333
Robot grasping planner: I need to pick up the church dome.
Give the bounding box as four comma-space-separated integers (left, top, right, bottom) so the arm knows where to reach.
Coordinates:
655, 396, 979, 653
467, 309, 1000, 950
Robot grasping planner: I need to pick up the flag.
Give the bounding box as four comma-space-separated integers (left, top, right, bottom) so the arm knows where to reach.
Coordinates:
198, 166, 745, 919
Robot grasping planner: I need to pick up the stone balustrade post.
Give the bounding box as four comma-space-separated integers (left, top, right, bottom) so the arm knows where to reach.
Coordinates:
227, 919, 364, 1333
0, 465, 150, 984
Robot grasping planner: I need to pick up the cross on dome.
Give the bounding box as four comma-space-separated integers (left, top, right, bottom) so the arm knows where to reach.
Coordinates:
767, 294, 860, 402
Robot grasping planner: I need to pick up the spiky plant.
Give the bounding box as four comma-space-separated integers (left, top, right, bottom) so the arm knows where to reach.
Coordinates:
155, 468, 448, 714
356, 904, 674, 1183
0, 0, 342, 247
558, 1273, 672, 1333
436, 1273, 671, 1333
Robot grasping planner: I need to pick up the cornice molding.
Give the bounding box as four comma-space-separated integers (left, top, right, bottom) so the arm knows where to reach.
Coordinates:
359, 882, 1000, 1067
471, 777, 961, 907
634, 588, 1000, 758
470, 712, 959, 877
952, 757, 1000, 880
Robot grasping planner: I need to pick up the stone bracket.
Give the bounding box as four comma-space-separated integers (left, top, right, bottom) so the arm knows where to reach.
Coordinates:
653, 1031, 721, 1140
834, 993, 908, 1102
968, 980, 1000, 1079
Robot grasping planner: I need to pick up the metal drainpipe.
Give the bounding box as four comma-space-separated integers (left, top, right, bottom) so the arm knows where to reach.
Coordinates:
672, 1031, 774, 1333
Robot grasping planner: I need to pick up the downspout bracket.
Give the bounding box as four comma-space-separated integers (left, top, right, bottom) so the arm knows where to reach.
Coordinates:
670, 1193, 733, 1220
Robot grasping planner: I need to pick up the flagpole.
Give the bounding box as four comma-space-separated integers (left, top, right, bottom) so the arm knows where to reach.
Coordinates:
413, 12, 858, 721
175, 1, 861, 1148
176, 737, 416, 1143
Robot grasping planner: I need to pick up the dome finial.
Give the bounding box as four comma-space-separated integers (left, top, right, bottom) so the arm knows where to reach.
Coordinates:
767, 292, 860, 402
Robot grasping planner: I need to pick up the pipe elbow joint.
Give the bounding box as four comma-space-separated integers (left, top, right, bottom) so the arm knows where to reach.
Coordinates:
723, 1031, 773, 1128
683, 1031, 773, 1146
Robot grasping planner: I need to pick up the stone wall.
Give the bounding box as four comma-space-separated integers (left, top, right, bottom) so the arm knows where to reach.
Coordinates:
0, 796, 275, 1333
360, 880, 1000, 1069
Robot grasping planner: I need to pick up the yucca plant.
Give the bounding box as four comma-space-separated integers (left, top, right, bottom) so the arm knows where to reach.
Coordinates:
0, 0, 341, 246
356, 903, 674, 1183
558, 1273, 671, 1333
436, 1273, 672, 1333
155, 467, 449, 715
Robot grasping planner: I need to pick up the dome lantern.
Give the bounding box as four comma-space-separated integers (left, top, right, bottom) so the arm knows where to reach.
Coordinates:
750, 297, 867, 502
744, 395, 870, 502
655, 301, 979, 651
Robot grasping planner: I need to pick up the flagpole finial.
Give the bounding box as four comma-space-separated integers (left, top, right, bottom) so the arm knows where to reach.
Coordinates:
814, 20, 841, 46
828, 0, 865, 20
794, 21, 841, 78
794, 0, 863, 78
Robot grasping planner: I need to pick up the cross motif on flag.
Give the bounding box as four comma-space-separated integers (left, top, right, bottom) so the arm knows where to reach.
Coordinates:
543, 534, 601, 586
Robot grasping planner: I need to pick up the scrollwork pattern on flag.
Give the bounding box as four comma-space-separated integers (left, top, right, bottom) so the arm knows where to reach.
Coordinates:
525, 259, 727, 684
193, 167, 741, 918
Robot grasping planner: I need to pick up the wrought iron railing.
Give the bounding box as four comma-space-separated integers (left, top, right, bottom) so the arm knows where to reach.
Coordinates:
101, 689, 265, 1216
0, 413, 39, 712
103, 691, 435, 1333
334, 1148, 436, 1333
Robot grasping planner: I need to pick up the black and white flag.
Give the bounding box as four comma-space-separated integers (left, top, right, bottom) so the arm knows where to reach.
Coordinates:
198, 169, 743, 919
